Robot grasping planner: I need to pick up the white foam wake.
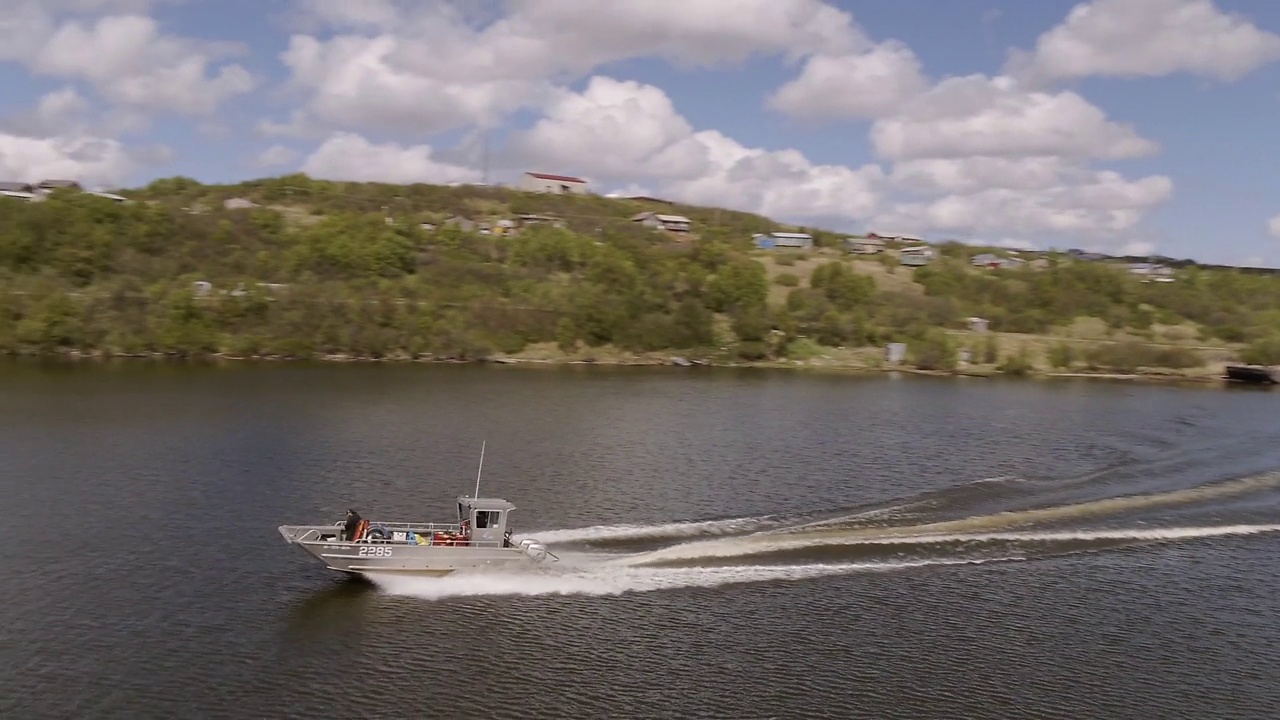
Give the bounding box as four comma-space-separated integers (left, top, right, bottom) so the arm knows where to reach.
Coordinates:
520, 505, 928, 546
518, 515, 781, 545
774, 503, 923, 533
366, 557, 999, 601
615, 523, 1280, 566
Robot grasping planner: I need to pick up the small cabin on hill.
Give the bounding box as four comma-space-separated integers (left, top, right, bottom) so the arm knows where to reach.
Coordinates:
866, 231, 926, 245
1128, 262, 1175, 282
971, 253, 1024, 270
88, 191, 129, 203
754, 232, 813, 250
36, 179, 82, 192
520, 172, 588, 195
898, 245, 935, 266
632, 211, 691, 233
627, 195, 674, 205
845, 236, 886, 254
517, 213, 564, 228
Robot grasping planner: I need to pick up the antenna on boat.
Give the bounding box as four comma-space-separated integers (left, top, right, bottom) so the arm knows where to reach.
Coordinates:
473, 440, 486, 498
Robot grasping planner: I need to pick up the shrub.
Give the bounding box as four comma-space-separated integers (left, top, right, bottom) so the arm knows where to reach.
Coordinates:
1047, 341, 1076, 369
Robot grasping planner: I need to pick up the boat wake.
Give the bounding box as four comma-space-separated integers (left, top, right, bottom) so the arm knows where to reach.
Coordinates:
368, 470, 1280, 601
367, 557, 1003, 600
609, 524, 1280, 568
527, 515, 786, 546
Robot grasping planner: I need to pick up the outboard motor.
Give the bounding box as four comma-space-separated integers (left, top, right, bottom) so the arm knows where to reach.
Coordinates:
519, 538, 549, 562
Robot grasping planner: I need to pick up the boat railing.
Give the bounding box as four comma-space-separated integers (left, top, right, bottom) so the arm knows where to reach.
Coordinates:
361, 535, 509, 549
360, 521, 514, 549
290, 521, 516, 548
365, 521, 462, 533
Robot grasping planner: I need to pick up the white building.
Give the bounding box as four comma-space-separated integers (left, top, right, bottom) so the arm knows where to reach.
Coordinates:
520, 172, 589, 195
632, 212, 691, 233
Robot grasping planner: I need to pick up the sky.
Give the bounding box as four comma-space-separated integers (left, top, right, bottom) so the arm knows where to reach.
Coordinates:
2, 0, 1280, 266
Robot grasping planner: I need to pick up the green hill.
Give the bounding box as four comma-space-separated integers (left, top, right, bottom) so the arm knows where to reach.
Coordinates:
1, 174, 1278, 377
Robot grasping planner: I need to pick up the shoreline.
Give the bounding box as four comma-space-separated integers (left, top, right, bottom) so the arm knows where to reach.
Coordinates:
1, 347, 1253, 389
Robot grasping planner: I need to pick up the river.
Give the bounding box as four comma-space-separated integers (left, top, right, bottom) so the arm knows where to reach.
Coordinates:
1, 360, 1277, 719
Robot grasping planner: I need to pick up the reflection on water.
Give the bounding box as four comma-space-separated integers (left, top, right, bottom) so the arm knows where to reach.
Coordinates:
282, 576, 378, 649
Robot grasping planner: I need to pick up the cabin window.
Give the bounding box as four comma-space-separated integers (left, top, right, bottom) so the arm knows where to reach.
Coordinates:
475, 510, 501, 529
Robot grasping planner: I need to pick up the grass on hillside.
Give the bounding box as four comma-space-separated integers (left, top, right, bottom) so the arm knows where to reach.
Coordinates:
1, 173, 1278, 379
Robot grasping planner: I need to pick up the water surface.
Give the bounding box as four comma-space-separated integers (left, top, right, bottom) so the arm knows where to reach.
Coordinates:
1, 362, 1277, 719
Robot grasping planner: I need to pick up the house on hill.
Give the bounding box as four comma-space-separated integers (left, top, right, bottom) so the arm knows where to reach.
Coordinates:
1128, 262, 1175, 282
1067, 248, 1109, 262
0, 181, 35, 201
517, 213, 565, 228
627, 195, 674, 205
898, 245, 935, 266
36, 179, 82, 192
971, 253, 1025, 270
754, 231, 814, 250
520, 172, 588, 195
87, 191, 129, 203
845, 236, 886, 254
866, 231, 925, 244
632, 211, 691, 233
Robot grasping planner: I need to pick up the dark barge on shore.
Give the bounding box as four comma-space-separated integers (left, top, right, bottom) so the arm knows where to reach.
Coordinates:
1224, 365, 1279, 385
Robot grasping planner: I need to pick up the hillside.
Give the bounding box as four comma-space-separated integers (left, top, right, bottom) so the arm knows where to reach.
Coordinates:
2, 174, 1279, 378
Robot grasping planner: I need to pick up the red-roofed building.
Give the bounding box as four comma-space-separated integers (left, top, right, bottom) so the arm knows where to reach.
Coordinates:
520, 171, 589, 195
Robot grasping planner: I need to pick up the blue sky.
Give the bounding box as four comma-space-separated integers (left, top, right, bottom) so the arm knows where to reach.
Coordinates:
2, 0, 1279, 266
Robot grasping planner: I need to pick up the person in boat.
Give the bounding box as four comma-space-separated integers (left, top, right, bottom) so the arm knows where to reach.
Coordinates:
342, 509, 362, 541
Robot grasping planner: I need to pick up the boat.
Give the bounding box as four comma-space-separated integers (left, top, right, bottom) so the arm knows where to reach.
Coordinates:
277, 443, 554, 576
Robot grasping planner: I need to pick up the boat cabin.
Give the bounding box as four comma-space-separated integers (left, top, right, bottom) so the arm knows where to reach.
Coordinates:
457, 497, 516, 545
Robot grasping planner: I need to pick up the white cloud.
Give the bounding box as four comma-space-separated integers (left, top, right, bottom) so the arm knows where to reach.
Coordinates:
31, 15, 255, 116
41, 0, 180, 12
875, 156, 1172, 240
870, 75, 1157, 161
255, 145, 300, 169
0, 131, 158, 186
300, 132, 481, 185
271, 0, 865, 136
1007, 0, 1280, 84
268, 34, 552, 137
510, 76, 883, 222
1, 4, 254, 120
768, 40, 929, 121
291, 0, 403, 32
295, 0, 863, 70
1269, 215, 1280, 239
0, 3, 58, 61
2, 87, 91, 137
858, 62, 1171, 249
486, 0, 861, 70
508, 78, 704, 180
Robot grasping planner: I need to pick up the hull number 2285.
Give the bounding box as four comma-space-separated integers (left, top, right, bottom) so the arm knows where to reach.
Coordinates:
358, 546, 393, 557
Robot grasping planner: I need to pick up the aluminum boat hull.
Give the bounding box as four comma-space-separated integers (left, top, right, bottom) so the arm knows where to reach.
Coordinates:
279, 490, 553, 578
278, 524, 545, 575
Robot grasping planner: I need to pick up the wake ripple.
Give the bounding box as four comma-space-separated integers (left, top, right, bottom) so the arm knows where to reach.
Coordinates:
367, 557, 1001, 601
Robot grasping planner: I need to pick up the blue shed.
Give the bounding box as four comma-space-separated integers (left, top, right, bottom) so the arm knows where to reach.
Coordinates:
754, 232, 813, 250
